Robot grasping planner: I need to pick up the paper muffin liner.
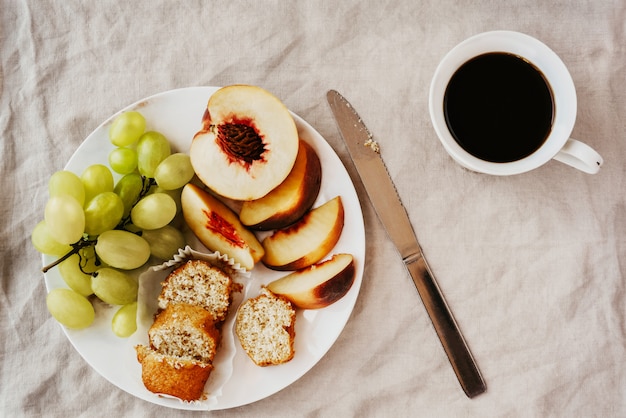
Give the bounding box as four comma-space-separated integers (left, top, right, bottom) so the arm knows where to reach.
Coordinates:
134, 245, 251, 409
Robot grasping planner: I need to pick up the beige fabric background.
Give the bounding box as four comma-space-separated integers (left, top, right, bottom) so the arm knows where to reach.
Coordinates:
2, 1, 625, 416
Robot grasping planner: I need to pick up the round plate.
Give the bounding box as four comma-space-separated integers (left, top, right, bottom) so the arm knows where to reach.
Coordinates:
42, 87, 365, 410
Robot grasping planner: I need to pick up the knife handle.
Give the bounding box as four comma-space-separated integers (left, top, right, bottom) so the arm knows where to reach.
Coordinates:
405, 254, 486, 398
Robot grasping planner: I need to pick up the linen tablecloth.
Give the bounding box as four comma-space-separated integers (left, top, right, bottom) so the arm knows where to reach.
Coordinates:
2, 1, 625, 416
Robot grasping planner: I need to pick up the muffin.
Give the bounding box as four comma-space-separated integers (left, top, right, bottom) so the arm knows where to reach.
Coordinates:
136, 259, 237, 401
235, 288, 296, 366
158, 259, 235, 322
148, 303, 221, 364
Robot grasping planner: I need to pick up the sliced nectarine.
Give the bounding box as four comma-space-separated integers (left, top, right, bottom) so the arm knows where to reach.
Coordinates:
261, 196, 344, 271
181, 183, 264, 270
239, 139, 322, 230
266, 253, 355, 309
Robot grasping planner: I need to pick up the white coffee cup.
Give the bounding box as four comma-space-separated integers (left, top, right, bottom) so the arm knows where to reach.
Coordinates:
429, 31, 603, 175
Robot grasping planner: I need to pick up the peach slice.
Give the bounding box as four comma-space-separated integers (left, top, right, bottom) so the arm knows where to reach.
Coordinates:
261, 196, 344, 271
181, 183, 264, 270
239, 140, 322, 230
190, 85, 299, 201
266, 253, 355, 309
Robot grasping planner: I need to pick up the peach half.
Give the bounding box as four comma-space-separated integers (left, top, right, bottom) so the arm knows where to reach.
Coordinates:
190, 85, 299, 201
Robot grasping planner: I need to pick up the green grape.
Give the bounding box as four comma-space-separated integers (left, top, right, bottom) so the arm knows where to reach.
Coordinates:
130, 192, 176, 230
152, 186, 183, 214
136, 131, 171, 178
108, 147, 138, 174
109, 111, 146, 147
141, 225, 186, 260
81, 164, 114, 204
111, 302, 138, 337
44, 195, 85, 245
83, 192, 124, 236
95, 230, 151, 270
48, 170, 85, 206
46, 288, 95, 329
114, 173, 144, 218
58, 253, 95, 297
153, 153, 195, 190
91, 267, 138, 305
31, 220, 72, 256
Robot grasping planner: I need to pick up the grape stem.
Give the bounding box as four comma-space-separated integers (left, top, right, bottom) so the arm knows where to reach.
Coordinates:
41, 236, 97, 273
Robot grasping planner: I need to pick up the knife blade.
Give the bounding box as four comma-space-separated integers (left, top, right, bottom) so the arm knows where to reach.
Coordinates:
326, 90, 486, 398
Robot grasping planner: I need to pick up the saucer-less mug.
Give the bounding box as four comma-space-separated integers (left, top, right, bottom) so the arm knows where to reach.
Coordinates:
429, 31, 603, 175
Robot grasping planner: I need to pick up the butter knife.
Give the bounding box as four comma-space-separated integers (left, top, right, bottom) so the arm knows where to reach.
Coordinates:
326, 90, 486, 398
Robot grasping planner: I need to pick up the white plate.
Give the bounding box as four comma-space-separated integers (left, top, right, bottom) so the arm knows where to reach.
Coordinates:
42, 87, 366, 410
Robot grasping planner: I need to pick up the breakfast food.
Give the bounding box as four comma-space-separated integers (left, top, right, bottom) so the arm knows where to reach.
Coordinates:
266, 253, 356, 309
239, 140, 322, 231
148, 304, 221, 364
136, 259, 237, 401
94, 229, 151, 270
190, 85, 300, 201
37, 87, 359, 406
158, 259, 236, 322
261, 196, 345, 271
181, 183, 264, 271
235, 288, 296, 366
136, 345, 213, 402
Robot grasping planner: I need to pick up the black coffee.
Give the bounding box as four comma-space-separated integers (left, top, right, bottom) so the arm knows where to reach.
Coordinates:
443, 52, 554, 163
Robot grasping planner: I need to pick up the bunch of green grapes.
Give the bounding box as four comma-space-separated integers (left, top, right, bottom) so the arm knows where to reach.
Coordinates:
32, 111, 195, 336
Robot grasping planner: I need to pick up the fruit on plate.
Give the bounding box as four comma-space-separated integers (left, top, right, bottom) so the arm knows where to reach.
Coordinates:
35, 111, 198, 334
111, 302, 138, 338
44, 195, 85, 245
91, 267, 138, 306
181, 183, 264, 270
239, 139, 322, 230
190, 85, 299, 201
266, 253, 356, 309
95, 230, 151, 270
109, 110, 146, 147
46, 288, 96, 329
262, 196, 344, 271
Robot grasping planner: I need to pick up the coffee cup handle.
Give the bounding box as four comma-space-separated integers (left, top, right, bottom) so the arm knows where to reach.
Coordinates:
552, 138, 603, 174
